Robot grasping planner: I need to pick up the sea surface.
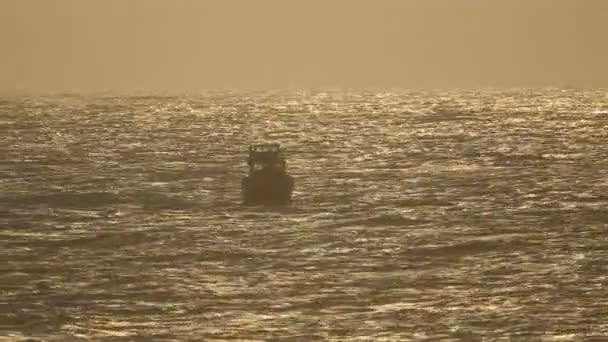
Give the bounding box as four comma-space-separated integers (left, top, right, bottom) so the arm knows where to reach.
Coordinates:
1, 88, 607, 341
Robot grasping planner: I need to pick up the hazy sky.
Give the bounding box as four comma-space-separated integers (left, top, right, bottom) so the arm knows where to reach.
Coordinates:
1, 0, 607, 91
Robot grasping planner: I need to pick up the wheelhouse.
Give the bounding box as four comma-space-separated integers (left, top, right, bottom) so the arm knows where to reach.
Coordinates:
247, 144, 286, 173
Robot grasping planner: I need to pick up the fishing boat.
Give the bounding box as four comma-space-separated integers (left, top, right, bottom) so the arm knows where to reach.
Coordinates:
241, 144, 294, 205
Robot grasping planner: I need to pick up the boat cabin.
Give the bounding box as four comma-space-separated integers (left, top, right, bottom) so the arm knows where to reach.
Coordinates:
247, 144, 287, 174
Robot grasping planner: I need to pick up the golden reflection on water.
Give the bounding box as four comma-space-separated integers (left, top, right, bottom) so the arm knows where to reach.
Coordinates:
1, 89, 607, 340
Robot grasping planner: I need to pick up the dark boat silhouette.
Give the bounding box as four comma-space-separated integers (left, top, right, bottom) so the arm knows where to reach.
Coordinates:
241, 144, 294, 205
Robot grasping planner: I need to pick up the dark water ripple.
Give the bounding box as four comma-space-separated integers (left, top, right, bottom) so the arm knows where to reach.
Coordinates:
1, 89, 608, 341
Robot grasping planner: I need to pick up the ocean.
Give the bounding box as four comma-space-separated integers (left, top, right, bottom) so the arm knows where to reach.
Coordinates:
1, 88, 607, 341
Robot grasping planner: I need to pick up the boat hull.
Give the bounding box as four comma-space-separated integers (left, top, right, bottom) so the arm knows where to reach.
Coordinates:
242, 172, 294, 205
